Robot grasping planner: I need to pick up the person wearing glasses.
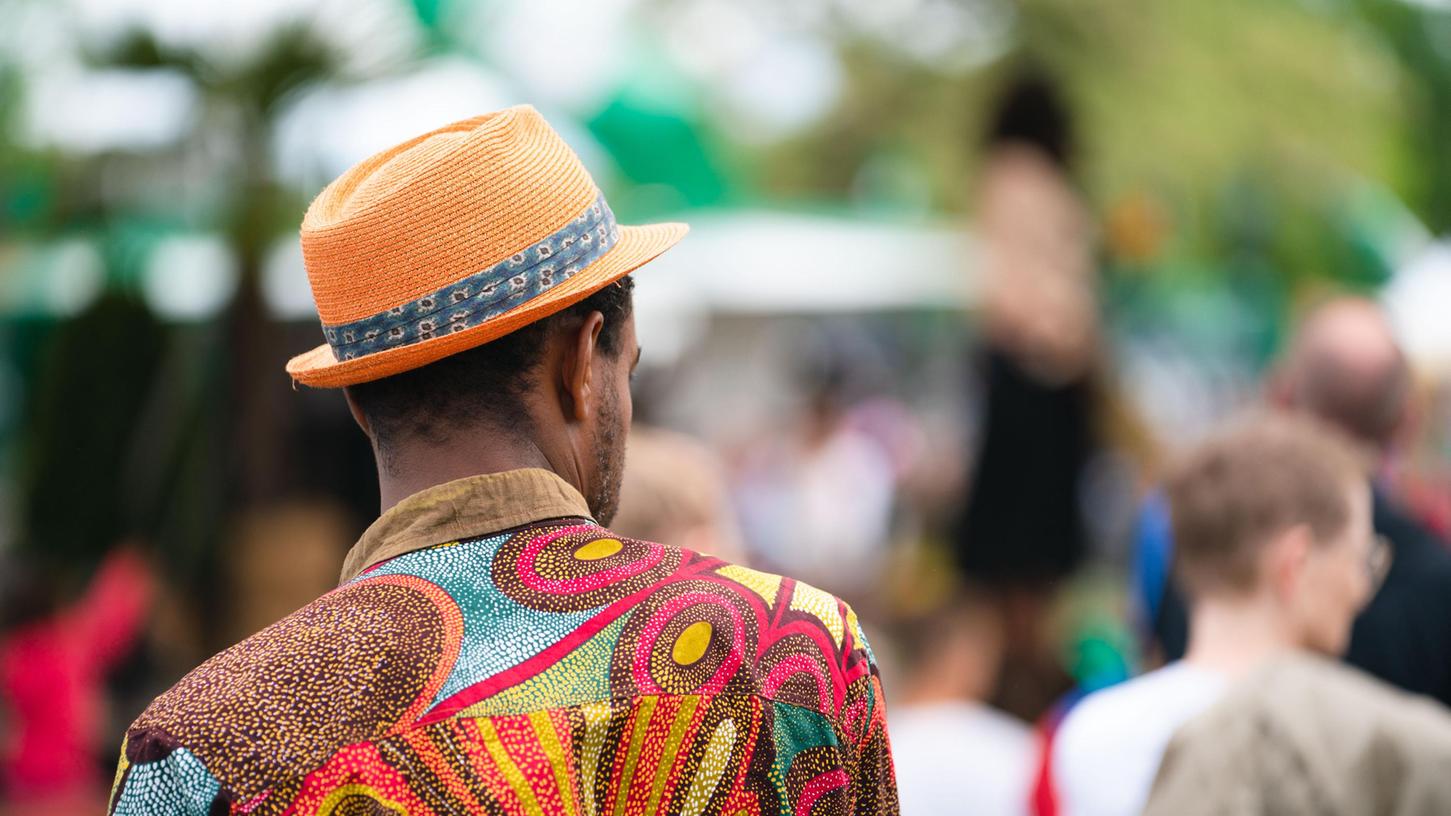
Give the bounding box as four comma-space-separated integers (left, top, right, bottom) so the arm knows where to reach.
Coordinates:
1143, 429, 1451, 815
1050, 414, 1389, 816
1140, 297, 1451, 709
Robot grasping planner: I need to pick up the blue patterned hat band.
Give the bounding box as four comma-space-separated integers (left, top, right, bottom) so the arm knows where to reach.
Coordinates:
322, 193, 620, 361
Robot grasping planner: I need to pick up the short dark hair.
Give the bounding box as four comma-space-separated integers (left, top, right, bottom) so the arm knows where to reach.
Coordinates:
985, 70, 1074, 170
1165, 413, 1365, 599
347, 276, 634, 451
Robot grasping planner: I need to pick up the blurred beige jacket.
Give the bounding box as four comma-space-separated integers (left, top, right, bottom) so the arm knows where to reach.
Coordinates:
1144, 653, 1451, 816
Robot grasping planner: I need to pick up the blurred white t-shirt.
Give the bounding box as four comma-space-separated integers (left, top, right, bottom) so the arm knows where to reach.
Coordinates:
1052, 663, 1226, 816
890, 701, 1034, 816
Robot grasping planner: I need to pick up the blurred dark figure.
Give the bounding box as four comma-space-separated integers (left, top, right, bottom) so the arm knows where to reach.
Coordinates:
1144, 296, 1451, 707
0, 547, 153, 805
952, 71, 1102, 720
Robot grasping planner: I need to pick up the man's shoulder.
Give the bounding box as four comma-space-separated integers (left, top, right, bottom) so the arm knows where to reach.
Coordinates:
1055, 679, 1137, 756
1053, 666, 1225, 816
1148, 654, 1451, 815
121, 574, 459, 803
1061, 670, 1164, 727
1235, 652, 1451, 728
1057, 664, 1223, 761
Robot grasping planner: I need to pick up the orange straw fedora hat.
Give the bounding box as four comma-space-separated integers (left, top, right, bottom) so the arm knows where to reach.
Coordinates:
285, 105, 688, 388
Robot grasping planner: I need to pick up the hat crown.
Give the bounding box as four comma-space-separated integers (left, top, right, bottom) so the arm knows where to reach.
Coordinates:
300, 105, 600, 326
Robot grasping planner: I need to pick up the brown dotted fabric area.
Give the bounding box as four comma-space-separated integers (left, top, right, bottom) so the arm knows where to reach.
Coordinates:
128, 579, 449, 801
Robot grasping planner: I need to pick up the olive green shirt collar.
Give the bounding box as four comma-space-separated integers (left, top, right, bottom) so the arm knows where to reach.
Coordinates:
339, 468, 594, 584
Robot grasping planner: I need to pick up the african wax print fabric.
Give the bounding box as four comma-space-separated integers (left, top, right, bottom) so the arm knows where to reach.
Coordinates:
109, 470, 897, 815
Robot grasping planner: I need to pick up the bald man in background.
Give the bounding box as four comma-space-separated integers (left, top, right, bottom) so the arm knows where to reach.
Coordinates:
1275, 297, 1413, 450
1143, 296, 1451, 707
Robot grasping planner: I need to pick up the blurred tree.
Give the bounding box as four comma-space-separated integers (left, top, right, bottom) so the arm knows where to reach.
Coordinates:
1354, 0, 1451, 234
97, 26, 336, 513
17, 295, 164, 573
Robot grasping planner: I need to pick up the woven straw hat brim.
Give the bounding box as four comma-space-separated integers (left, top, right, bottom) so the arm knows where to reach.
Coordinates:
286, 221, 687, 388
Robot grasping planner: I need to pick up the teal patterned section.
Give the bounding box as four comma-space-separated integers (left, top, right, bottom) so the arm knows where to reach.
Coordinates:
768, 700, 846, 814
112, 747, 221, 816
357, 532, 608, 709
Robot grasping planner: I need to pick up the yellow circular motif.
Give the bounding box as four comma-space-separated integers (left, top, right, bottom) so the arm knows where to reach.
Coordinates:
672, 620, 714, 665
573, 538, 623, 561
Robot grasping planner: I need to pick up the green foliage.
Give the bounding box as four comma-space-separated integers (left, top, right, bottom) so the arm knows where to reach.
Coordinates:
1021, 0, 1407, 211
99, 25, 339, 117
1353, 0, 1451, 233
16, 294, 165, 569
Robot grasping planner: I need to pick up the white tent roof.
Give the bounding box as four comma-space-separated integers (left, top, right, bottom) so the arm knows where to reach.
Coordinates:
635, 209, 975, 313
631, 208, 976, 365
1384, 238, 1451, 374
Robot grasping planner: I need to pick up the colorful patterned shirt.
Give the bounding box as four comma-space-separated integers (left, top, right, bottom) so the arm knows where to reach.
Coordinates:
109, 468, 898, 815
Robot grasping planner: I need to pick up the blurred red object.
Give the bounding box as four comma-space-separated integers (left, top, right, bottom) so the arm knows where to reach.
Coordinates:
0, 548, 154, 800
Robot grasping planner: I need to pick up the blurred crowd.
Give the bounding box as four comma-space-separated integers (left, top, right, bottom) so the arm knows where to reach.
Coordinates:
6, 0, 1451, 814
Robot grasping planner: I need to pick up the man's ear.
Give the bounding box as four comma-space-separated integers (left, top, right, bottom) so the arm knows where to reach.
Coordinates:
560, 311, 606, 424
342, 388, 373, 438
1266, 523, 1313, 600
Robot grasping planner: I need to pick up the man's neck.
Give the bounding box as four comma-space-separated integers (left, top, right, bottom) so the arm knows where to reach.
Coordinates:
1182, 595, 1298, 679
375, 435, 562, 515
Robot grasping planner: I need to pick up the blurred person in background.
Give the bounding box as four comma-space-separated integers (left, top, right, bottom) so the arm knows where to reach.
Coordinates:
107, 108, 898, 814
0, 547, 152, 810
1139, 296, 1451, 707
610, 424, 748, 564
734, 364, 897, 601
888, 591, 1033, 816
1052, 414, 1384, 816
952, 70, 1121, 722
